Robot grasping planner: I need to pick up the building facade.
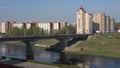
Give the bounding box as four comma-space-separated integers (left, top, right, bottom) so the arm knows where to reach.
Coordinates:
92, 13, 115, 33
92, 13, 106, 33
0, 21, 67, 34
110, 18, 115, 32
76, 6, 92, 34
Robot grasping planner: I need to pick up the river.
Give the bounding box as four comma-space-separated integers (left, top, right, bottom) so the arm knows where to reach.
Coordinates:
0, 42, 120, 68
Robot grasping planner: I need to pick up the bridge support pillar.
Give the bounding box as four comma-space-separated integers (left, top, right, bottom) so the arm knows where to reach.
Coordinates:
59, 39, 68, 47
23, 40, 35, 60
57, 38, 68, 51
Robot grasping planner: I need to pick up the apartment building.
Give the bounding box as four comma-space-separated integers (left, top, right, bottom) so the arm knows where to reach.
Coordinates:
76, 6, 92, 34
92, 13, 115, 33
92, 13, 106, 33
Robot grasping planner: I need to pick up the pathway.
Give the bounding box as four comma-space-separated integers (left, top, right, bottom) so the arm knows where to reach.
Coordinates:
0, 59, 59, 68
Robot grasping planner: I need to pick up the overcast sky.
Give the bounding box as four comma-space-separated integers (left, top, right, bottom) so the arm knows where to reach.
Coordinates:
0, 0, 120, 23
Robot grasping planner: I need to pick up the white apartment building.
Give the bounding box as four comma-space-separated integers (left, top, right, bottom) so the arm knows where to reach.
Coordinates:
52, 22, 60, 30
76, 6, 92, 34
0, 22, 6, 33
12, 22, 23, 29
26, 23, 31, 29
38, 22, 51, 34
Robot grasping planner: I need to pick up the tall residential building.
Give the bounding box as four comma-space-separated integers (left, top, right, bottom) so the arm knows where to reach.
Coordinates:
0, 21, 10, 33
0, 22, 6, 33
76, 6, 92, 34
110, 18, 115, 32
92, 13, 106, 33
105, 16, 110, 32
92, 13, 115, 33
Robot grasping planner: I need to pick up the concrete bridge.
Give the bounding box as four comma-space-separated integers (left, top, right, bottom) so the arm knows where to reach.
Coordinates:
0, 34, 89, 60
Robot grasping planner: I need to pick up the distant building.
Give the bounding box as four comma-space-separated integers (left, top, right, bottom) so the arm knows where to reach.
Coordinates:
60, 22, 67, 30
0, 21, 67, 34
92, 13, 106, 33
110, 18, 115, 32
92, 13, 115, 33
38, 22, 51, 34
0, 21, 11, 33
76, 6, 92, 34
11, 21, 23, 29
0, 22, 6, 33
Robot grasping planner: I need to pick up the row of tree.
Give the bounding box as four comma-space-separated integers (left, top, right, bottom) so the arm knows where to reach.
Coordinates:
4, 25, 76, 37
115, 22, 120, 29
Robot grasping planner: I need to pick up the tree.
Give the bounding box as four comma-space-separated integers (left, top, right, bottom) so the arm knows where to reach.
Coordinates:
58, 25, 76, 35
115, 22, 120, 29
53, 25, 76, 35
6, 27, 24, 36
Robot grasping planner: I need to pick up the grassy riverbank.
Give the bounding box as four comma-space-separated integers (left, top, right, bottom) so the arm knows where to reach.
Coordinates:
8, 58, 79, 68
74, 33, 120, 58
27, 60, 80, 68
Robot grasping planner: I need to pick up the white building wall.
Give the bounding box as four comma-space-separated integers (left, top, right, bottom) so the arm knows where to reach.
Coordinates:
53, 22, 59, 30
89, 15, 93, 34
77, 12, 82, 34
26, 23, 31, 29
38, 22, 51, 33
1, 22, 6, 33
77, 10, 85, 34
13, 23, 23, 29
0, 24, 1, 32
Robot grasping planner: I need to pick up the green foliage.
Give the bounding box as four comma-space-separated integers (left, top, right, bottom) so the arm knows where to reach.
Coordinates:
6, 27, 24, 36
115, 22, 120, 28
0, 32, 5, 35
56, 25, 76, 35
5, 25, 76, 36
5, 26, 46, 36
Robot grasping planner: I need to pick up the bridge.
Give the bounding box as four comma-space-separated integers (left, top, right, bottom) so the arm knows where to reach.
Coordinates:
0, 34, 89, 60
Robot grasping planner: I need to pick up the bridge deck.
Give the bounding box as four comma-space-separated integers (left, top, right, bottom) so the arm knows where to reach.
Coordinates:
0, 34, 89, 42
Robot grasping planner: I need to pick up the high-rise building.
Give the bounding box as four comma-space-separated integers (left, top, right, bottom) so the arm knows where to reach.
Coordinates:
92, 13, 106, 33
92, 13, 115, 33
105, 16, 110, 33
110, 18, 115, 32
76, 6, 92, 34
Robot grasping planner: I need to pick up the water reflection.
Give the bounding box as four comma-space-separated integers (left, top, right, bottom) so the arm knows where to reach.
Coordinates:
34, 49, 60, 63
0, 43, 120, 68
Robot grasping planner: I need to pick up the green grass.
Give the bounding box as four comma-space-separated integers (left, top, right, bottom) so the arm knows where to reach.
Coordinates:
10, 58, 80, 68
76, 33, 120, 58
27, 60, 80, 68
34, 46, 47, 49
79, 50, 120, 58
36, 39, 59, 46
6, 41, 26, 46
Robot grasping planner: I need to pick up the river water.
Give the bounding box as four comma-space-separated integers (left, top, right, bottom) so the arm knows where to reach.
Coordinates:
0, 42, 120, 68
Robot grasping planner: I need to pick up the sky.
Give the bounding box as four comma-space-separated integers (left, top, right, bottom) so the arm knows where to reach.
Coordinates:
0, 0, 120, 23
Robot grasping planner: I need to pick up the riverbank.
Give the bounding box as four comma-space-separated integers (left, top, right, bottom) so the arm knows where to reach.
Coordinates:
5, 39, 59, 49
0, 59, 79, 68
65, 33, 120, 58
0, 63, 22, 68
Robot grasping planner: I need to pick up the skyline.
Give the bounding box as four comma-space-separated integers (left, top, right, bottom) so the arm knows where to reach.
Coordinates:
0, 0, 120, 23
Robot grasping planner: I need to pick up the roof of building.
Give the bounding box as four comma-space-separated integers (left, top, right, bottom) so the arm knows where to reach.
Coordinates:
78, 6, 86, 13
